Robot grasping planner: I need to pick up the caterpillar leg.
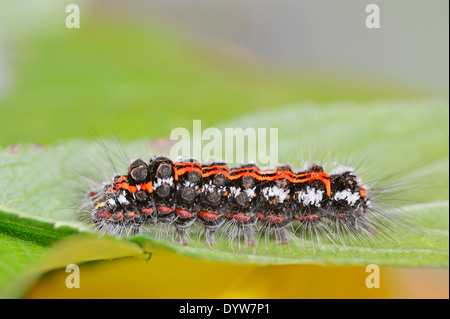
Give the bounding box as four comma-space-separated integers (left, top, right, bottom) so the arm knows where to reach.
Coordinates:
242, 225, 257, 246
257, 212, 294, 245
174, 210, 196, 246
205, 225, 219, 246
275, 228, 290, 245
175, 226, 189, 246
225, 213, 258, 246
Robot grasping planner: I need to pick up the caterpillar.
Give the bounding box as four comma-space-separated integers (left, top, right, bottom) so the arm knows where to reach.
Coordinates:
82, 155, 376, 248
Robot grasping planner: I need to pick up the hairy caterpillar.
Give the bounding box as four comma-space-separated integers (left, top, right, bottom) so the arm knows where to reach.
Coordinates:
81, 154, 383, 248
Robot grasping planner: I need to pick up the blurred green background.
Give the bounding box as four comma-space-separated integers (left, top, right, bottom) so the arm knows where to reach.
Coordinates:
0, 0, 447, 146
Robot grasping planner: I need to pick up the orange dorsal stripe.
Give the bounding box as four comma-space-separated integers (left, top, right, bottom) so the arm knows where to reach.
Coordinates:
118, 163, 333, 197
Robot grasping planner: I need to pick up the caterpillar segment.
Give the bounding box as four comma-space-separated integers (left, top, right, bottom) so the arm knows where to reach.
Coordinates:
149, 156, 177, 224
292, 164, 329, 226
173, 159, 202, 245
225, 164, 260, 247
198, 162, 230, 246
327, 170, 371, 236
256, 164, 296, 245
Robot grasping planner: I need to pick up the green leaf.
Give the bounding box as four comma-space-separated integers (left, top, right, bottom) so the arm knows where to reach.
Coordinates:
0, 98, 448, 298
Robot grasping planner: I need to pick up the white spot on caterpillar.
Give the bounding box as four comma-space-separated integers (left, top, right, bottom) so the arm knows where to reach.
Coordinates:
245, 187, 256, 198
184, 181, 198, 189
201, 179, 226, 194
153, 177, 174, 190
117, 194, 129, 205
229, 186, 240, 197
108, 198, 116, 206
333, 189, 361, 206
201, 183, 215, 193
230, 186, 255, 198
298, 186, 323, 207
262, 186, 289, 203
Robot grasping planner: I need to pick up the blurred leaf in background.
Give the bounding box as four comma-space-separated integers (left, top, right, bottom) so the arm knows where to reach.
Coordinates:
0, 0, 432, 146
